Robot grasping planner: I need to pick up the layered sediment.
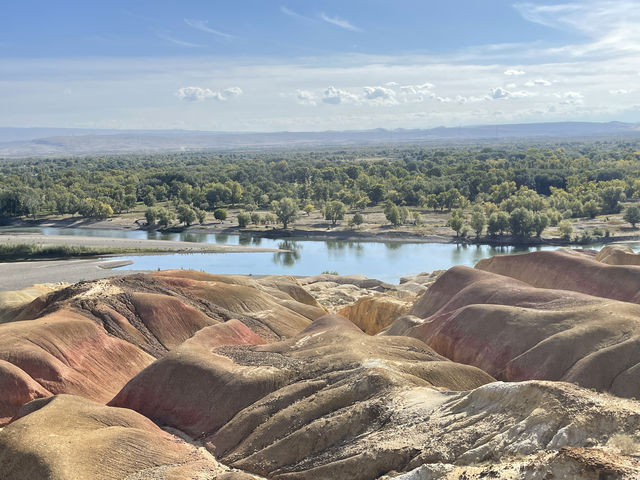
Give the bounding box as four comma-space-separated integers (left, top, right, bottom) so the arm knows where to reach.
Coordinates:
0, 253, 639, 479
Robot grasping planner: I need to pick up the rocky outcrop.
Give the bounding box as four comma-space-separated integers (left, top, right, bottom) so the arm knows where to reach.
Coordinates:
393, 266, 640, 399
213, 379, 640, 479
109, 319, 269, 437
111, 314, 493, 435
338, 295, 413, 334
596, 244, 640, 266
387, 446, 640, 480
11, 374, 640, 479
149, 271, 326, 341
475, 249, 640, 303
301, 272, 440, 310
0, 270, 327, 425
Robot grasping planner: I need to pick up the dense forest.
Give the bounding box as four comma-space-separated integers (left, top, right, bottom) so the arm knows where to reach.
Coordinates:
2, 139, 640, 240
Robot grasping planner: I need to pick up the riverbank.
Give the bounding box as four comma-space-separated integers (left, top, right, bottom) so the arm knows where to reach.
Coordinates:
2, 215, 459, 243
0, 233, 285, 262
6, 215, 640, 248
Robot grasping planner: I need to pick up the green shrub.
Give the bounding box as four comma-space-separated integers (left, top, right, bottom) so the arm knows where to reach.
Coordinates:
237, 212, 251, 227
350, 212, 364, 228
623, 205, 640, 227
558, 220, 573, 239
214, 208, 227, 221
580, 230, 594, 244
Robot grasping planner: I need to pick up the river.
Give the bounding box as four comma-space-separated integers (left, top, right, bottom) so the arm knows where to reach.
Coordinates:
3, 226, 630, 283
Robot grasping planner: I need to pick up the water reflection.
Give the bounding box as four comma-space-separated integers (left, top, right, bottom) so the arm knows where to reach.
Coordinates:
326, 240, 346, 251
450, 244, 468, 266
326, 240, 365, 259
181, 233, 206, 244
273, 240, 302, 267
215, 234, 229, 244
238, 235, 252, 246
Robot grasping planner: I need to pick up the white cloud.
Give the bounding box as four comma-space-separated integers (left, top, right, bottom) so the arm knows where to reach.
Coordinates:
176, 86, 242, 102
183, 19, 233, 39
491, 87, 511, 99
610, 89, 631, 95
223, 86, 243, 97
322, 86, 359, 104
320, 13, 362, 32
295, 89, 316, 106
400, 82, 435, 95
177, 86, 218, 101
456, 94, 489, 104
504, 69, 525, 76
363, 86, 397, 105
556, 91, 584, 105
525, 79, 552, 87
490, 87, 533, 99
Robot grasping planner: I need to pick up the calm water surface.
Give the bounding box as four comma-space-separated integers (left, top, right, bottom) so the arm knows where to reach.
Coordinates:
3, 226, 634, 284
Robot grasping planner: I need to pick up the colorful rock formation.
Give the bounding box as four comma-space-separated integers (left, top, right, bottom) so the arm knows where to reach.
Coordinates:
396, 265, 640, 398
476, 249, 640, 303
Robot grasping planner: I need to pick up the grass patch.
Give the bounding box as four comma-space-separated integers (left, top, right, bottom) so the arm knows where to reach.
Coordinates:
0, 244, 177, 262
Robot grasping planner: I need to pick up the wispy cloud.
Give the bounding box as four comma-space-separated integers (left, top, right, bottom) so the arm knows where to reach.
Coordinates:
184, 18, 234, 39
514, 1, 640, 57
280, 6, 314, 22
281, 6, 362, 32
157, 33, 202, 48
320, 13, 362, 32
525, 79, 552, 87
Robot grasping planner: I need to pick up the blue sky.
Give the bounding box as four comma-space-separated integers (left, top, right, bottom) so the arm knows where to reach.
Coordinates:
1, 1, 577, 58
1, 1, 640, 131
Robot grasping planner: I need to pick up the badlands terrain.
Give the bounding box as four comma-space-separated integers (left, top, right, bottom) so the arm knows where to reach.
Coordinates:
0, 245, 640, 479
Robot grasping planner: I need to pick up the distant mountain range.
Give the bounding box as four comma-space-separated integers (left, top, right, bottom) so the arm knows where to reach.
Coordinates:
1, 121, 639, 157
